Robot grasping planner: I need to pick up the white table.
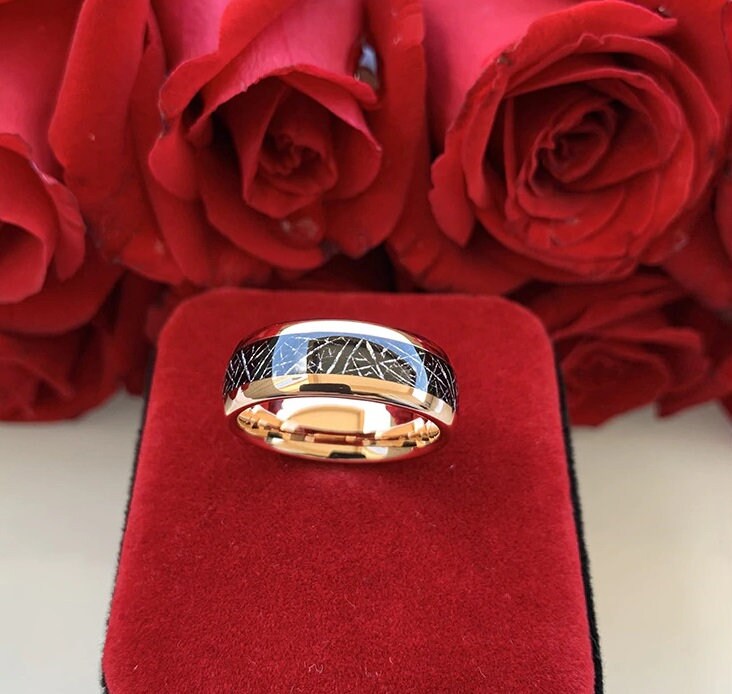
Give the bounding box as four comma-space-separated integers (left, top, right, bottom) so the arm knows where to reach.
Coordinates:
1, 394, 730, 693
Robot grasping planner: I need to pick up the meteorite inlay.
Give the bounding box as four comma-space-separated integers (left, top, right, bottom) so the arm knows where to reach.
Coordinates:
224, 332, 457, 409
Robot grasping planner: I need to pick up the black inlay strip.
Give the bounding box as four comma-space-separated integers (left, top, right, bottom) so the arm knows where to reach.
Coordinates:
223, 332, 458, 409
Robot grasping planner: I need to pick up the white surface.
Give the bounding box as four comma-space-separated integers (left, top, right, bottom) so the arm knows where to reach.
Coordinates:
0, 393, 730, 694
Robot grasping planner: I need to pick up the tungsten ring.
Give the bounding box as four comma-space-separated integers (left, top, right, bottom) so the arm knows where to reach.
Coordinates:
223, 320, 457, 462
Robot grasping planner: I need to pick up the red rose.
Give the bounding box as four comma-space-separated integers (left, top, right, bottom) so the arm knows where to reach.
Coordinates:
0, 272, 158, 421
51, 0, 427, 286
0, 0, 85, 303
424, 0, 729, 283
527, 274, 728, 425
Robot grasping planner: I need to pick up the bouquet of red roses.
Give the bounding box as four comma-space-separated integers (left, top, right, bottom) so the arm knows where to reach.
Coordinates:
1, 0, 730, 425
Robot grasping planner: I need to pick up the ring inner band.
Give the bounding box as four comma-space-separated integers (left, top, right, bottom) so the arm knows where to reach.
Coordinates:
235, 395, 441, 461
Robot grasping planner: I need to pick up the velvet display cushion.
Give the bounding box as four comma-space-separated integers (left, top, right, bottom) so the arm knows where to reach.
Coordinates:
102, 289, 602, 693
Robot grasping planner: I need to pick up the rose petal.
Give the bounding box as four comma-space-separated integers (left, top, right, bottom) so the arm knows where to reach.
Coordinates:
649, 0, 732, 117
389, 125, 527, 293
220, 81, 350, 219
0, 247, 121, 335
151, 180, 273, 287
512, 52, 686, 188
659, 299, 732, 414
0, 272, 158, 421
220, 80, 290, 212
0, 224, 46, 304
429, 142, 481, 245
50, 1, 184, 284
562, 339, 672, 425
527, 88, 617, 184
194, 0, 371, 118
0, 331, 79, 419
530, 274, 684, 337
282, 72, 382, 199
159, 0, 311, 119
132, 17, 275, 287
0, 0, 81, 172
147, 117, 201, 201
253, 93, 339, 205
0, 146, 57, 301
663, 210, 732, 309
326, 0, 428, 256
197, 148, 326, 270
153, 0, 232, 68
1, 135, 87, 279
50, 0, 149, 188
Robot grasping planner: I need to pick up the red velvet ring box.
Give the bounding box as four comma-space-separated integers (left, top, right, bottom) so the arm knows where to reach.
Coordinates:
102, 289, 602, 693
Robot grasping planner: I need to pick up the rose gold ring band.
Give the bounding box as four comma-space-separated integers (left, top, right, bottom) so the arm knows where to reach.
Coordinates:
222, 319, 457, 462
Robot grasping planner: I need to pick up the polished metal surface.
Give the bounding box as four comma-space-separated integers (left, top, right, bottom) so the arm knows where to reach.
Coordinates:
223, 320, 457, 462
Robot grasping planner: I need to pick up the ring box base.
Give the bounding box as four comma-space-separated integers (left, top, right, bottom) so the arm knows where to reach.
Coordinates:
102, 289, 602, 693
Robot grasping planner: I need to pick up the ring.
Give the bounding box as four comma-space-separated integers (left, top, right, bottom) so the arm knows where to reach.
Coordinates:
223, 320, 457, 462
